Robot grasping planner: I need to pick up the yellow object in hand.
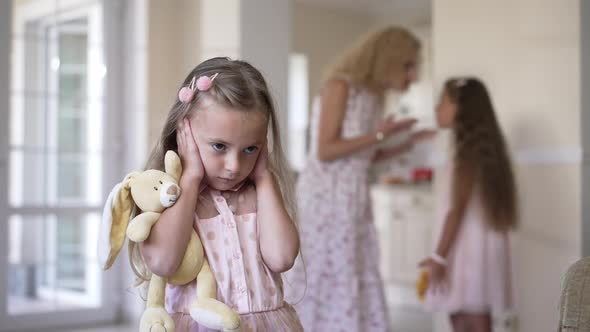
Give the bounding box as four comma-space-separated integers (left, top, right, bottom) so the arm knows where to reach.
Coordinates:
416, 269, 429, 302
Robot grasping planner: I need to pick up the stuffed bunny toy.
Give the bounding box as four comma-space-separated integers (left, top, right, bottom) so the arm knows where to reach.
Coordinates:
98, 150, 240, 332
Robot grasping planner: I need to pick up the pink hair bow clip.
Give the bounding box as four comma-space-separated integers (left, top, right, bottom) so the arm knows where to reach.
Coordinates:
178, 73, 219, 103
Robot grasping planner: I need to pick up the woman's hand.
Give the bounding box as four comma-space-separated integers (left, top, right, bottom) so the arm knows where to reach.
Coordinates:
410, 128, 437, 143
403, 128, 438, 151
371, 127, 437, 163
378, 114, 417, 138
418, 257, 448, 294
176, 118, 205, 182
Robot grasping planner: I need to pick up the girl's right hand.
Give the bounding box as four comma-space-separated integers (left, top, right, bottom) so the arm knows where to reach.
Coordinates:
418, 257, 448, 294
176, 118, 205, 182
378, 114, 418, 137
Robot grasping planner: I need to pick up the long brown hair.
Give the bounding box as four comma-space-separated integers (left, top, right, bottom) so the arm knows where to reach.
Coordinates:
446, 77, 518, 231
129, 57, 296, 283
324, 26, 420, 93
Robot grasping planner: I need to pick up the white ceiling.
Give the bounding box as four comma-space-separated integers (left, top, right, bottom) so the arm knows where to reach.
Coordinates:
295, 0, 431, 25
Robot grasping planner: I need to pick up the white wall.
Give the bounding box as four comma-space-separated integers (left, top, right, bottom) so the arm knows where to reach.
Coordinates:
432, 1, 581, 331
199, 0, 240, 60
292, 3, 373, 100
370, 0, 431, 28
199, 0, 290, 152
121, 0, 201, 322
581, 0, 590, 257
147, 0, 200, 149
120, 0, 149, 323
241, 0, 290, 151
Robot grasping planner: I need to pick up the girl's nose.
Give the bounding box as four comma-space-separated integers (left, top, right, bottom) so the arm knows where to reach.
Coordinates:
225, 154, 240, 175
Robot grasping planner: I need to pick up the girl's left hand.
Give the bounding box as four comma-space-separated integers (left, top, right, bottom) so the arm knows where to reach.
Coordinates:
418, 257, 448, 293
177, 118, 205, 181
250, 143, 271, 183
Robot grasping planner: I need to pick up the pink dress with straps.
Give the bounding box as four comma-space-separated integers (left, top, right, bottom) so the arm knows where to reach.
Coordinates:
165, 185, 303, 332
424, 162, 513, 313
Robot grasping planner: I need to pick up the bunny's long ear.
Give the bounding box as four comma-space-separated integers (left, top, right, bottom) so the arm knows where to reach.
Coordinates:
97, 174, 136, 270
165, 150, 182, 181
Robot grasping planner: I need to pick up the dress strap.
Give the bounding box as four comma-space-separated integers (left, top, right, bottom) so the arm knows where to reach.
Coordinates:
209, 190, 235, 217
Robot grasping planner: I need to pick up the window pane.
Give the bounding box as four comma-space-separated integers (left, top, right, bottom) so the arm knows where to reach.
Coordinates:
9, 5, 102, 207
59, 73, 87, 111
6, 0, 111, 327
7, 213, 102, 314
59, 29, 87, 66
21, 93, 49, 150
56, 216, 85, 291
58, 114, 84, 152
9, 150, 46, 206
57, 156, 85, 199
58, 25, 88, 155
9, 150, 103, 206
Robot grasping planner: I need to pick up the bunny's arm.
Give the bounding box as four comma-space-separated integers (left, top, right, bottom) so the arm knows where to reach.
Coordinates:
126, 212, 161, 242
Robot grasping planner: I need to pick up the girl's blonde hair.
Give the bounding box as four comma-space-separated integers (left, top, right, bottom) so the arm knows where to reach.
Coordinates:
324, 26, 420, 91
445, 77, 518, 231
129, 57, 296, 284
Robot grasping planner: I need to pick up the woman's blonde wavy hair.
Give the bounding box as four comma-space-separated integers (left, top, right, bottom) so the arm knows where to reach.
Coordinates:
324, 26, 421, 92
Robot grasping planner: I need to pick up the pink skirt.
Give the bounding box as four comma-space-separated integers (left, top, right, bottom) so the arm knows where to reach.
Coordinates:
424, 217, 513, 313
171, 304, 303, 332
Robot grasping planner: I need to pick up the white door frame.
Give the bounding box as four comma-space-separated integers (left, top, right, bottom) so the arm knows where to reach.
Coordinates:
582, 0, 590, 257
0, 0, 10, 324
0, 0, 128, 330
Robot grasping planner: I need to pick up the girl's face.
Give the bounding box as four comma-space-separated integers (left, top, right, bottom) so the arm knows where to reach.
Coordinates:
436, 91, 458, 128
189, 100, 268, 191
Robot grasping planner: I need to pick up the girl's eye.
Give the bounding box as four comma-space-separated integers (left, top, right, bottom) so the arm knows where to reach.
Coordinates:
212, 143, 226, 152
243, 146, 258, 154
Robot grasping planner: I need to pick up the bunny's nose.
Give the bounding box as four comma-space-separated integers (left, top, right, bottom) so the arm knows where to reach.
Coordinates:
160, 183, 181, 208
167, 185, 178, 196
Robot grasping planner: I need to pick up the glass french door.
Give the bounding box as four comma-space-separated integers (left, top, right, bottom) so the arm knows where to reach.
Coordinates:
0, 0, 125, 330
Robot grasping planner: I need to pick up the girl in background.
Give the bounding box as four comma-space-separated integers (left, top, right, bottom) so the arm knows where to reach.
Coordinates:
421, 77, 517, 332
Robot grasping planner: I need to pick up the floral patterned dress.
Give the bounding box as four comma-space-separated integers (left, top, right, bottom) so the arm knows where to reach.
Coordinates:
285, 78, 391, 331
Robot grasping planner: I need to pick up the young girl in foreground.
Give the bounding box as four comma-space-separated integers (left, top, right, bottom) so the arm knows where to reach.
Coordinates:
137, 57, 303, 331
